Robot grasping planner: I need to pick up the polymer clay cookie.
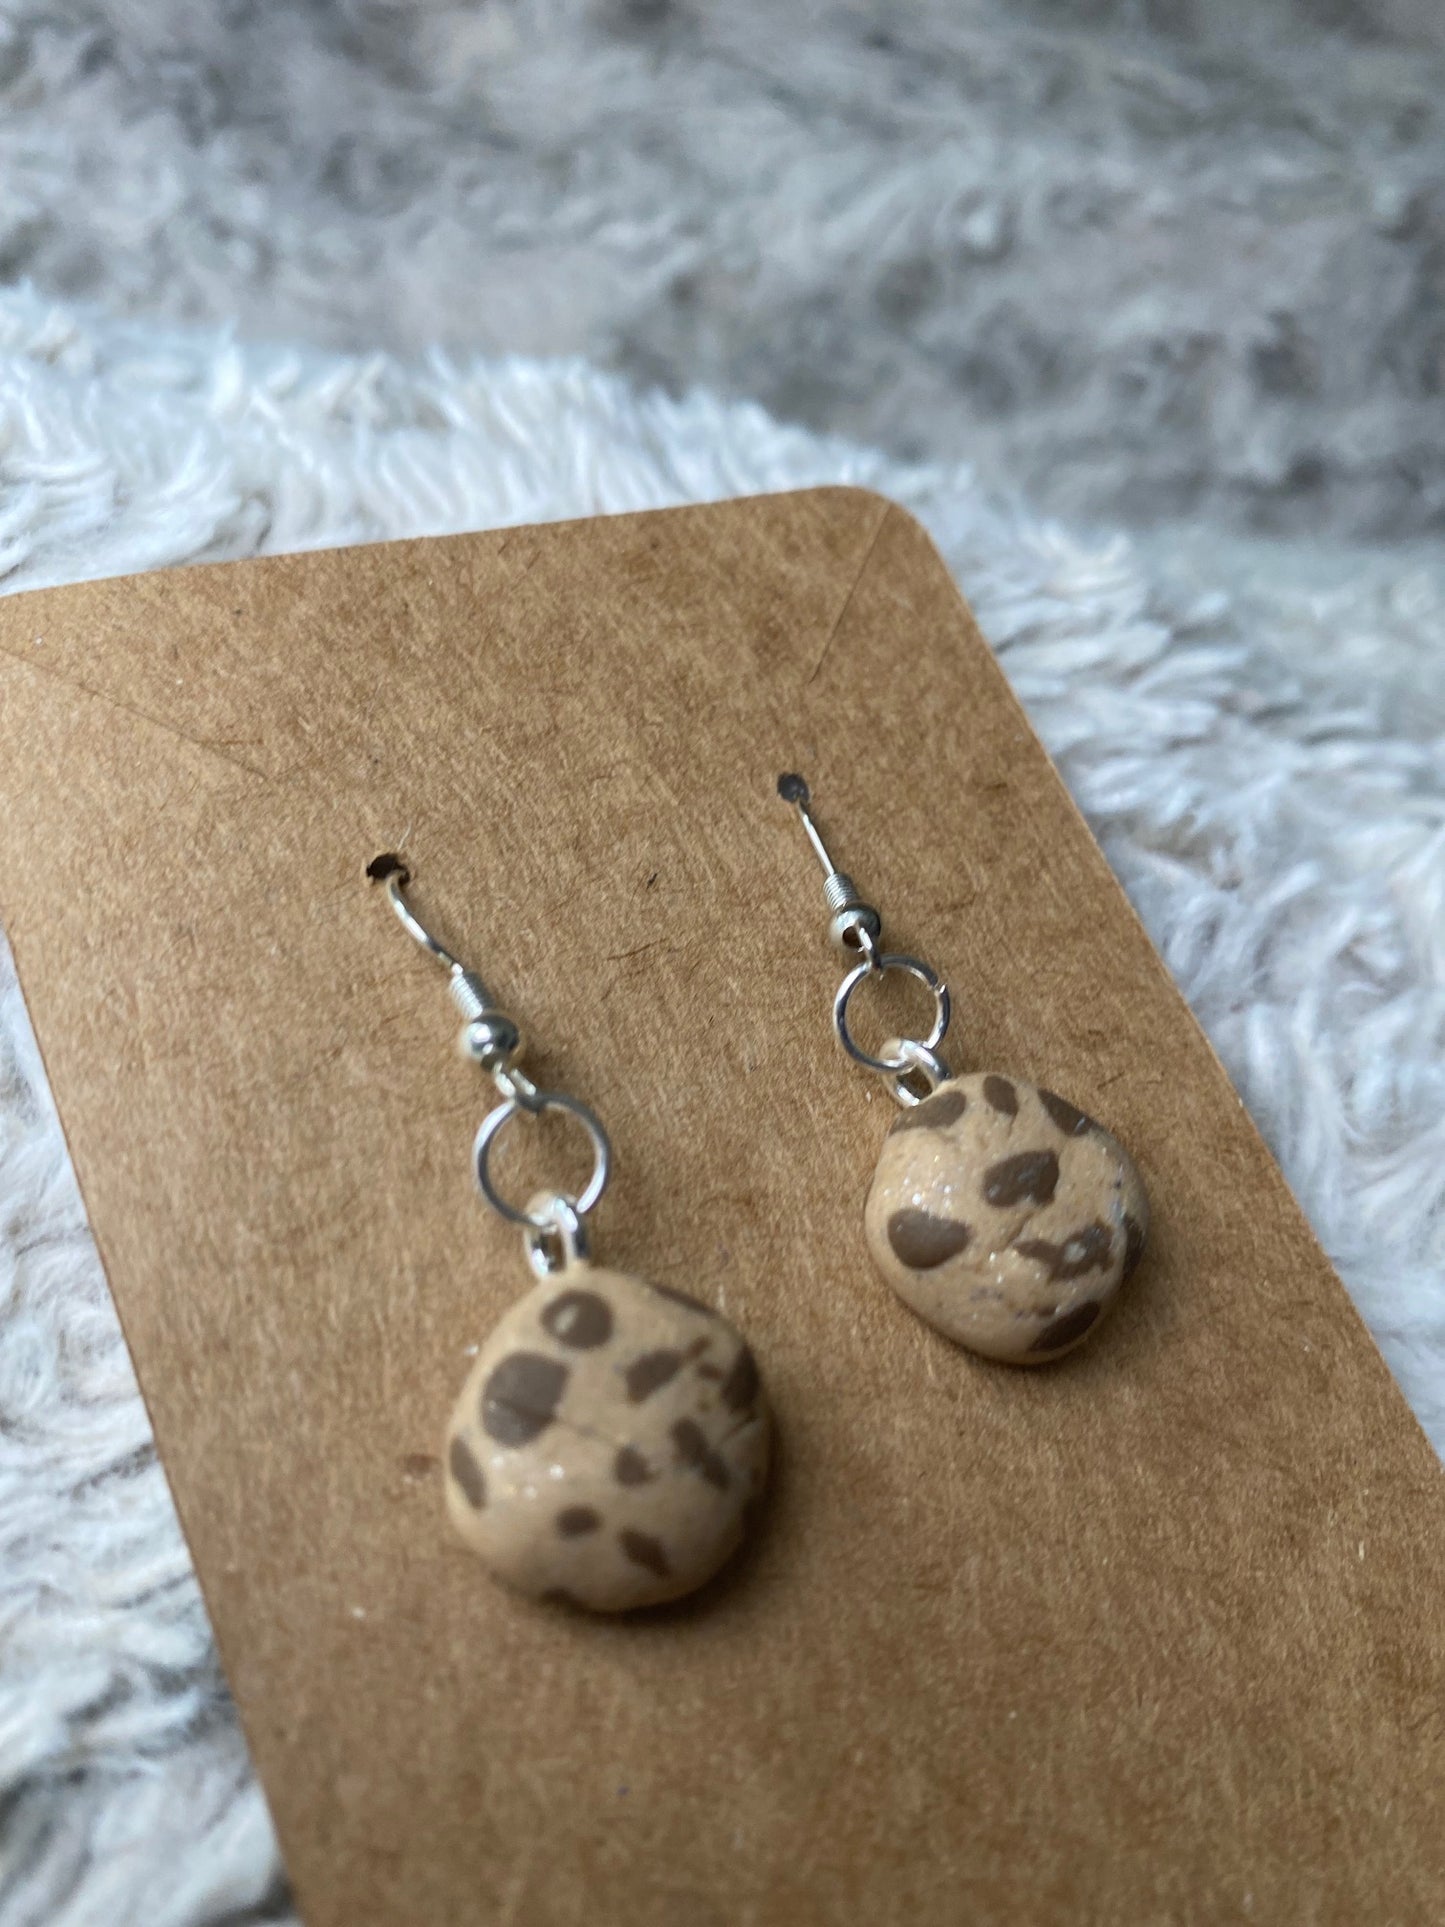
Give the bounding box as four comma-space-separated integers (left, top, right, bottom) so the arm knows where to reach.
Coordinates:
864, 1072, 1148, 1364
445, 1266, 770, 1611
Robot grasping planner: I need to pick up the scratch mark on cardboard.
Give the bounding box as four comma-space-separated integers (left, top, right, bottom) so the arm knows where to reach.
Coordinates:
806, 503, 893, 687
0, 640, 272, 784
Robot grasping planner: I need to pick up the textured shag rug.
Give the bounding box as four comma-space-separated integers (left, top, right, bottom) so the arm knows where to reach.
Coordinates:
3, 0, 1445, 542
1, 286, 1444, 1924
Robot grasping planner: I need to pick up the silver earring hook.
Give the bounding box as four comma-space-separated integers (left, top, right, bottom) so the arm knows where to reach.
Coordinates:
369, 852, 466, 972
776, 774, 882, 958
777, 771, 842, 877
367, 851, 612, 1241
776, 775, 954, 1108
366, 852, 501, 1020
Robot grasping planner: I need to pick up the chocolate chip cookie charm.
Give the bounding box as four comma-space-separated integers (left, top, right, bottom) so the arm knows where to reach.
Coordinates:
777, 776, 1148, 1365
370, 855, 769, 1611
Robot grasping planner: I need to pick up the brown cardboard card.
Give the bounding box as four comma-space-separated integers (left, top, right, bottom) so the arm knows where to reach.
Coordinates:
0, 488, 1442, 1925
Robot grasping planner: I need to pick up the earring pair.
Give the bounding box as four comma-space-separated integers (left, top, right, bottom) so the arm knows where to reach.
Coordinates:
368, 778, 1147, 1616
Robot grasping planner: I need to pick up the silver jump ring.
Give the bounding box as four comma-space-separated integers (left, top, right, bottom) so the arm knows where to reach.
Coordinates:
523, 1193, 592, 1278
850, 923, 880, 967
880, 1037, 952, 1109
473, 1091, 611, 1230
833, 953, 951, 1077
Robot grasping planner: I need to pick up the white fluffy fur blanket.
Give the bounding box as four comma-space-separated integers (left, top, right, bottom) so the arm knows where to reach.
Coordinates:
1, 288, 1443, 1924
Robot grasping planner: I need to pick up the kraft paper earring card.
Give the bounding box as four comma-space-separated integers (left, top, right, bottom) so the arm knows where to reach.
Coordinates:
1, 489, 1442, 1925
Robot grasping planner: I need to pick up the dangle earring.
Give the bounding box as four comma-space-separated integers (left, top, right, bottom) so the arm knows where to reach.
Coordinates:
369, 854, 770, 1612
776, 778, 1148, 1365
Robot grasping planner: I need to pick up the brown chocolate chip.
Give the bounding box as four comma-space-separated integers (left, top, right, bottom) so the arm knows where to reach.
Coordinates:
614, 1445, 654, 1486
649, 1282, 717, 1317
481, 1351, 569, 1446
619, 1529, 671, 1578
539, 1587, 585, 1609
541, 1288, 613, 1350
982, 1075, 1018, 1117
721, 1344, 760, 1413
1015, 1221, 1114, 1282
556, 1505, 601, 1537
625, 1349, 683, 1402
1122, 1213, 1147, 1280
447, 1436, 486, 1508
887, 1209, 973, 1270
672, 1418, 731, 1491
982, 1148, 1060, 1208
1038, 1089, 1094, 1137
1028, 1300, 1103, 1354
888, 1085, 968, 1135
